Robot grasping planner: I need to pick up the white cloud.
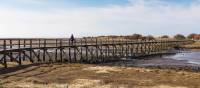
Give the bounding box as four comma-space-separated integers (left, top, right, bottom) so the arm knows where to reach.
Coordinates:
0, 0, 200, 38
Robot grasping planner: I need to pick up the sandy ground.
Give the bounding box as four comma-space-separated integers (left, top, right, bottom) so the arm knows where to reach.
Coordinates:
1, 61, 200, 88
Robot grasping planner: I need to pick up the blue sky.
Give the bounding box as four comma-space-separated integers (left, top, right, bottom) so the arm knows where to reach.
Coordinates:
0, 0, 200, 38
0, 0, 130, 9
0, 0, 197, 9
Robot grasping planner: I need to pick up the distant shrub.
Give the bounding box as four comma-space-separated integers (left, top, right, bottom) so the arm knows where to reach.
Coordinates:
144, 35, 155, 40
174, 34, 186, 40
161, 35, 169, 39
131, 34, 143, 40
187, 33, 198, 40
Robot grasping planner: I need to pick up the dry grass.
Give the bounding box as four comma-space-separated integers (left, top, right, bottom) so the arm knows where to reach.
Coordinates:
82, 66, 122, 74
1, 63, 200, 88
183, 41, 200, 49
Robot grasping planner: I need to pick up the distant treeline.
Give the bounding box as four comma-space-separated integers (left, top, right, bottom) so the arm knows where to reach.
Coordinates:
83, 33, 199, 40
97, 34, 155, 40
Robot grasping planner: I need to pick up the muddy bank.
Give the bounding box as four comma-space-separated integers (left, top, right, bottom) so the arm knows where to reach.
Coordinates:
102, 55, 200, 72
133, 57, 200, 71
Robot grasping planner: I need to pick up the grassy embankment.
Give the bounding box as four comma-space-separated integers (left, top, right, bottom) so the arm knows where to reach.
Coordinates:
1, 63, 200, 88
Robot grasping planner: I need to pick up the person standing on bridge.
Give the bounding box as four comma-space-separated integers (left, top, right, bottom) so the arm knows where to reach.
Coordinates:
70, 34, 75, 45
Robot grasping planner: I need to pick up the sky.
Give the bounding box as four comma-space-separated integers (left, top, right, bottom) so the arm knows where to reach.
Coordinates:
0, 0, 200, 38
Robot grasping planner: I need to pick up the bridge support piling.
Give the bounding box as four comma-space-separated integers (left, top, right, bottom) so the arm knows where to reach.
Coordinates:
30, 39, 33, 63
38, 39, 41, 62
55, 39, 58, 62
18, 39, 22, 65
60, 39, 63, 62
43, 39, 46, 62
68, 40, 71, 62
23, 39, 26, 61
3, 40, 7, 68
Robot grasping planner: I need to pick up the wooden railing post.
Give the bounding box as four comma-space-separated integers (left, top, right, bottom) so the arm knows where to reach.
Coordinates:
43, 39, 46, 61
9, 39, 13, 62
80, 39, 83, 62
96, 38, 99, 61
23, 39, 26, 61
100, 39, 104, 62
38, 39, 41, 62
55, 39, 58, 62
85, 38, 88, 62
112, 39, 115, 58
3, 40, 7, 68
18, 39, 22, 65
68, 39, 71, 62
30, 39, 33, 63
125, 38, 128, 58
136, 40, 139, 56
74, 39, 77, 62
60, 39, 63, 62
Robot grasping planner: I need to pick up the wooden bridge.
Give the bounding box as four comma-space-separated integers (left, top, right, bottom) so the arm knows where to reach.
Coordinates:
0, 38, 190, 68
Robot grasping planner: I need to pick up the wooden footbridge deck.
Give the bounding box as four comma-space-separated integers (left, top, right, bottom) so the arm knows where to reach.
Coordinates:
0, 38, 190, 68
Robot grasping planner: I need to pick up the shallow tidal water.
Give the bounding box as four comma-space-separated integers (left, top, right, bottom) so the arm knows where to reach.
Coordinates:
164, 50, 200, 65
